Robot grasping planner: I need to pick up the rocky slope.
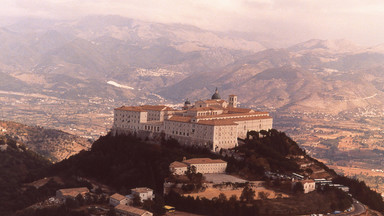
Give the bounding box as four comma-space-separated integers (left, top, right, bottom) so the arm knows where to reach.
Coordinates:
0, 121, 91, 162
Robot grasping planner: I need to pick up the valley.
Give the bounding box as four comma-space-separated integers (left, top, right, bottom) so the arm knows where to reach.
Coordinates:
2, 15, 384, 206
275, 110, 384, 194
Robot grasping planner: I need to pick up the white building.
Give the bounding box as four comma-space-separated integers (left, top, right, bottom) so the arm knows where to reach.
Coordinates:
302, 180, 316, 193
115, 204, 153, 216
112, 89, 273, 152
170, 158, 227, 174
169, 161, 188, 175
293, 180, 316, 193
131, 187, 155, 202
110, 193, 131, 206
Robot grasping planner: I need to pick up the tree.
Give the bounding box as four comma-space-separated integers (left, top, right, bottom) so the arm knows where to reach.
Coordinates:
305, 168, 313, 175
107, 208, 116, 216
260, 130, 268, 137
258, 191, 270, 200
152, 195, 166, 216
65, 198, 78, 208
75, 194, 85, 206
218, 193, 227, 202
292, 182, 304, 194
240, 185, 255, 203
132, 193, 142, 207
95, 186, 102, 194
229, 195, 237, 203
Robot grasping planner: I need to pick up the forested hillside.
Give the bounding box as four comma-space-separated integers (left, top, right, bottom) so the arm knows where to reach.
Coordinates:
4, 129, 384, 215
0, 136, 51, 214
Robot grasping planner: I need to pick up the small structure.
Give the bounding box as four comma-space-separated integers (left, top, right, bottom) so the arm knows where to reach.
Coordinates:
301, 180, 316, 193
56, 187, 89, 201
293, 180, 316, 193
115, 204, 153, 216
169, 158, 227, 175
131, 187, 155, 202
329, 184, 350, 192
110, 193, 131, 206
169, 161, 188, 175
292, 173, 304, 180
164, 205, 176, 212
182, 158, 227, 174
299, 162, 313, 169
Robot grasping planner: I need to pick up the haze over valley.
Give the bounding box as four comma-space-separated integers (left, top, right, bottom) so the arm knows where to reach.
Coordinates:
4, 1, 384, 215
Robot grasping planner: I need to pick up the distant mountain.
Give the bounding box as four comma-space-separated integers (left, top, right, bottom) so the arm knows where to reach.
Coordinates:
161, 39, 384, 113
1, 16, 384, 116
288, 39, 361, 54
0, 121, 91, 162
0, 15, 266, 106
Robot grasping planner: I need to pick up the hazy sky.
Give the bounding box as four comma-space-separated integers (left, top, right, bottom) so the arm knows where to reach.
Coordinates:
2, 0, 384, 46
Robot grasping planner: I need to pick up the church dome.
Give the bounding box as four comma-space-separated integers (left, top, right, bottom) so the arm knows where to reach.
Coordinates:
184, 99, 191, 105
211, 88, 221, 99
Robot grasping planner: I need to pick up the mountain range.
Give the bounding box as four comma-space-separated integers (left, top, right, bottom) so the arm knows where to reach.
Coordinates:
1, 15, 384, 113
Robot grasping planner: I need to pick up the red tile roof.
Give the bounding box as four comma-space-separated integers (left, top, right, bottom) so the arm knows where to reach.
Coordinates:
115, 105, 174, 112
197, 119, 238, 126
57, 187, 89, 197
141, 105, 174, 111
188, 107, 223, 111
167, 116, 192, 123
170, 161, 188, 168
183, 158, 227, 164
115, 106, 144, 111
110, 193, 126, 201
195, 112, 269, 119
226, 107, 254, 113
131, 187, 153, 193
115, 204, 150, 216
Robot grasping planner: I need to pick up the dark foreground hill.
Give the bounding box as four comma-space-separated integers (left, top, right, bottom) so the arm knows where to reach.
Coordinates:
0, 135, 51, 214
6, 130, 384, 215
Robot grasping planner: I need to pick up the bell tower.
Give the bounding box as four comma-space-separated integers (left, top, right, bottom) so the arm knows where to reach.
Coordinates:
228, 95, 238, 108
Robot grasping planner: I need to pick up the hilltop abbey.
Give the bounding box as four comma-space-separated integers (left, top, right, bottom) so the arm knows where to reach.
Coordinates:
112, 89, 273, 152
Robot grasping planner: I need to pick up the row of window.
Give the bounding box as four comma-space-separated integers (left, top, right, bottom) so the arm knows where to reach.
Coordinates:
144, 125, 160, 132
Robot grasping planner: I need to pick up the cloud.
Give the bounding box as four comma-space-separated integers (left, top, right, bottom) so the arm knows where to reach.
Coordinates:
2, 0, 384, 46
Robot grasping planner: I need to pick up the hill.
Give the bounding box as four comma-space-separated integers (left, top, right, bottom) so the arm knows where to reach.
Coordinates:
43, 130, 383, 215
3, 129, 382, 215
0, 121, 91, 162
0, 135, 51, 215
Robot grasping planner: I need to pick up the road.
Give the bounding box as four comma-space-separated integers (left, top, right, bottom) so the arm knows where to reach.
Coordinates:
341, 199, 365, 216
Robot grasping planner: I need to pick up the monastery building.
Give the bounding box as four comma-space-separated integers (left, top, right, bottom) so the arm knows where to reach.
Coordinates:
112, 88, 273, 152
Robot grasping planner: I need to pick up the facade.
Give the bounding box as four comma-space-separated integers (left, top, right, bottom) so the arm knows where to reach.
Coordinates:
169, 161, 188, 175
112, 89, 273, 152
110, 193, 130, 206
170, 158, 227, 174
115, 204, 153, 216
131, 187, 155, 202
293, 180, 316, 193
302, 180, 316, 193
56, 187, 89, 201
